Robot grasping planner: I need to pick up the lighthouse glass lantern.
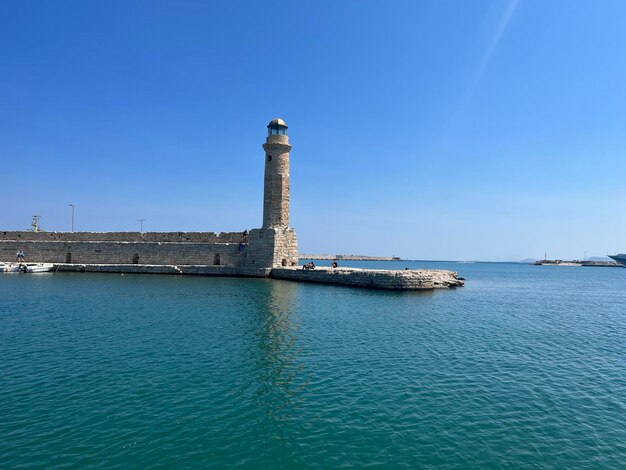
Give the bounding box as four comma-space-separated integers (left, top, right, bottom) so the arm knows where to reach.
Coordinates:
267, 118, 288, 136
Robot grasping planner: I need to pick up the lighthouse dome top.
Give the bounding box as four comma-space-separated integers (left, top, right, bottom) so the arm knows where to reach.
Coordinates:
268, 118, 287, 127
267, 118, 288, 136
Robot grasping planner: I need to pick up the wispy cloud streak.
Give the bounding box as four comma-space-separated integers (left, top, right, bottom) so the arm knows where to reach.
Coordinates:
472, 0, 521, 93
445, 0, 521, 141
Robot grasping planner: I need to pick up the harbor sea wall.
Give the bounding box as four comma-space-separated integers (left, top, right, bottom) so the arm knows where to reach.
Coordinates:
0, 230, 296, 269
0, 239, 245, 266
54, 263, 270, 277
0, 231, 463, 290
0, 231, 248, 266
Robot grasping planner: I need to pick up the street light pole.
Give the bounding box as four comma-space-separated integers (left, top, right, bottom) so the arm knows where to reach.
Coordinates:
68, 204, 76, 232
137, 219, 145, 233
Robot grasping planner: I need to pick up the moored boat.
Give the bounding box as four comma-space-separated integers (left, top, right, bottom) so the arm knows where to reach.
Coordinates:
19, 263, 55, 273
1, 263, 20, 272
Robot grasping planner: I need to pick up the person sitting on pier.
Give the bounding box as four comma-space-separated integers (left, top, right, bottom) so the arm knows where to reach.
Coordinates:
331, 260, 338, 268
242, 230, 249, 244
302, 261, 316, 270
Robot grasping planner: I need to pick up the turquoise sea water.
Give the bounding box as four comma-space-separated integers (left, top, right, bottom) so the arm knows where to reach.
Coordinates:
1, 261, 625, 468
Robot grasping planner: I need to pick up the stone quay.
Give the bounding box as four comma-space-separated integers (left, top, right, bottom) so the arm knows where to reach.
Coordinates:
1, 119, 463, 291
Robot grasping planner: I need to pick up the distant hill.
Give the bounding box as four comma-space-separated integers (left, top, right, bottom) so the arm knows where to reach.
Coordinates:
518, 258, 537, 264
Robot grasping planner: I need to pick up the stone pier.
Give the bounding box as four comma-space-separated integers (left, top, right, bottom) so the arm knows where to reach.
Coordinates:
40, 264, 464, 291
270, 266, 464, 290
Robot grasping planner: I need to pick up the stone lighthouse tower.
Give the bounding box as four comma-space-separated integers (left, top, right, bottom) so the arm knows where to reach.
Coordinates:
263, 118, 291, 228
245, 118, 298, 270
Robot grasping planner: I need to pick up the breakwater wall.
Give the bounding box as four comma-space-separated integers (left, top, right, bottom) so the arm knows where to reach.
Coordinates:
271, 267, 464, 290
54, 263, 270, 277
1, 232, 463, 291
27, 264, 463, 291
0, 232, 247, 267
0, 229, 297, 269
0, 238, 245, 266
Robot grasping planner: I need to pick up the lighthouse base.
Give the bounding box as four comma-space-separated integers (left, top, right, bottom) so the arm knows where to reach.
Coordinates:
245, 227, 298, 269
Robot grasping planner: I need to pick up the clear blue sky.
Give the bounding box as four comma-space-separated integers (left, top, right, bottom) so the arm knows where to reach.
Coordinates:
1, 0, 625, 261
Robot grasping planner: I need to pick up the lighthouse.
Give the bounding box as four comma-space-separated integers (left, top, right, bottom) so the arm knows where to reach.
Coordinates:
245, 118, 299, 269
262, 118, 292, 228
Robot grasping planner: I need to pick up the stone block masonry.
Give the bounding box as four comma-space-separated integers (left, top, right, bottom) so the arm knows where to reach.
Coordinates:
271, 267, 465, 290
0, 238, 244, 266
263, 133, 292, 228
54, 263, 271, 278
0, 227, 298, 270
245, 227, 298, 268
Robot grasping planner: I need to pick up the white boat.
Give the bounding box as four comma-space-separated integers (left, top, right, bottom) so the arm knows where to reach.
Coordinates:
1, 263, 20, 272
21, 263, 55, 273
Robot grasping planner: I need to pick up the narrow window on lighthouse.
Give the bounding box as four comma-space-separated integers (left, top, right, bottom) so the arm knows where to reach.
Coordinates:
267, 155, 272, 162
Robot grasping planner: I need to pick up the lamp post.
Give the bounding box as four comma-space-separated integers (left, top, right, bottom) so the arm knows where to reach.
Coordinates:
68, 204, 76, 232
137, 219, 145, 233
